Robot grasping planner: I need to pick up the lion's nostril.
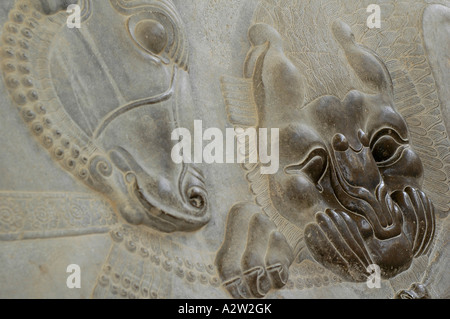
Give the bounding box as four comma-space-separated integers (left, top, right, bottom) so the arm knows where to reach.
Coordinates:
332, 133, 349, 152
358, 129, 370, 147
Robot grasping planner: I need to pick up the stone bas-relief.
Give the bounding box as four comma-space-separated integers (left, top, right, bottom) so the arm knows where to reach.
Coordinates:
0, 0, 448, 299
218, 20, 436, 298
1, 0, 209, 233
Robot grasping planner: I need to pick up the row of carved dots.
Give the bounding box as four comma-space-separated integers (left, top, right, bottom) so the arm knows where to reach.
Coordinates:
111, 229, 218, 274
283, 274, 344, 291
97, 267, 343, 298
99, 260, 221, 300
287, 262, 343, 290
110, 230, 221, 287
98, 266, 158, 299
2, 3, 92, 181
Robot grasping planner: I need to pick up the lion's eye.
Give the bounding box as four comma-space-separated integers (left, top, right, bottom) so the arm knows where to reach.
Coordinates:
285, 148, 328, 191
372, 136, 400, 162
370, 129, 408, 166
134, 19, 168, 55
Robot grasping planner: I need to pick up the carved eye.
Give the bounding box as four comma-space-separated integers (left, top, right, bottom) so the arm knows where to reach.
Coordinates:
128, 12, 174, 63
127, 10, 188, 68
134, 19, 168, 55
285, 148, 328, 191
370, 129, 407, 166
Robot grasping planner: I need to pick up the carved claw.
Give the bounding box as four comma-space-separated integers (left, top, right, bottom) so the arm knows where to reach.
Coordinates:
305, 209, 372, 282
243, 266, 271, 298
265, 231, 293, 288
223, 277, 251, 299
394, 283, 431, 299
266, 263, 289, 289
391, 187, 436, 257
305, 186, 435, 282
215, 203, 294, 299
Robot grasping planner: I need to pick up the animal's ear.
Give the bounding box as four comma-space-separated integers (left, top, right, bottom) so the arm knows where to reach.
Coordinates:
244, 23, 284, 79
332, 20, 394, 98
37, 0, 79, 15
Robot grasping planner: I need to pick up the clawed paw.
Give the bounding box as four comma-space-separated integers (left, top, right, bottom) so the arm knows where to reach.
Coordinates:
304, 209, 373, 282
391, 187, 436, 257
215, 203, 294, 299
304, 188, 436, 282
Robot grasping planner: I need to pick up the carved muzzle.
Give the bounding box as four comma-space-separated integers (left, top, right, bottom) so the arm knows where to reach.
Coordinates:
330, 131, 403, 240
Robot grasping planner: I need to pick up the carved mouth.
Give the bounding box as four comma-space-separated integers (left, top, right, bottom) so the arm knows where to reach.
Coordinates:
131, 173, 209, 232
111, 147, 209, 232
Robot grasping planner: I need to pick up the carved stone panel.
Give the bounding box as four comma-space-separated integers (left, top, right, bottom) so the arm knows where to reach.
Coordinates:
0, 0, 448, 299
